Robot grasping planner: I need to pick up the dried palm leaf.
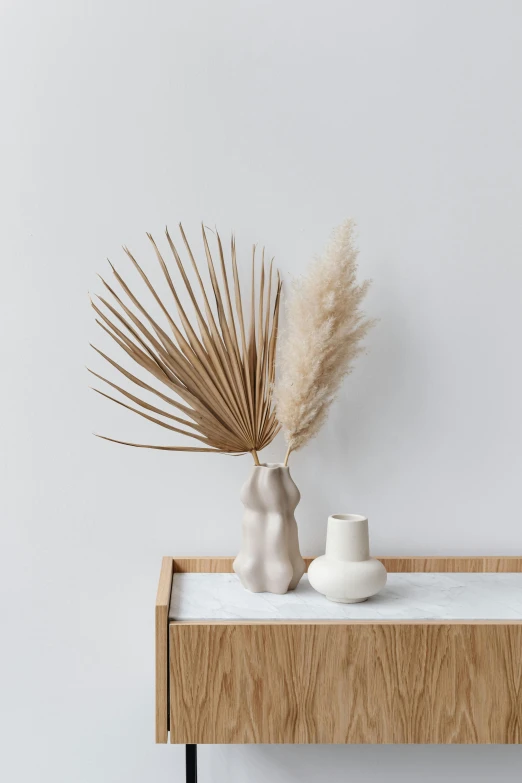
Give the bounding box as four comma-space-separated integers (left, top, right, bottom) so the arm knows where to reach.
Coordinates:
89, 224, 282, 464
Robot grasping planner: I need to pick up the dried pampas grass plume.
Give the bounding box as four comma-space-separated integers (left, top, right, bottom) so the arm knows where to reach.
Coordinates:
274, 219, 375, 464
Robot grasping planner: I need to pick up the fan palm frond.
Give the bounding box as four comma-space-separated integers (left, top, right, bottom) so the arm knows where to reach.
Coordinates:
89, 224, 282, 464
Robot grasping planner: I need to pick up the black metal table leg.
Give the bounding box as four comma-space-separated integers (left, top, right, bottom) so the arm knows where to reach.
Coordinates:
186, 744, 197, 783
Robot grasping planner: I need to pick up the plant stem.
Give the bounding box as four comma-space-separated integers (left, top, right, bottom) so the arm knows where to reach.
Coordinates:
283, 445, 292, 467
251, 449, 261, 466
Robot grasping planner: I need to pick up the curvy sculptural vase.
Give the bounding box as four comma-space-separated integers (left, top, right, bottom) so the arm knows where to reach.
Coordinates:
233, 463, 306, 594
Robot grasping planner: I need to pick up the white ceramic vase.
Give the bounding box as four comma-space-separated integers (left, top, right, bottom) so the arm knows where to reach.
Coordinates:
233, 464, 306, 594
308, 514, 387, 603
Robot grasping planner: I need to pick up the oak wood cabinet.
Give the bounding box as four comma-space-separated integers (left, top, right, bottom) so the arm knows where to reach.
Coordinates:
156, 556, 522, 746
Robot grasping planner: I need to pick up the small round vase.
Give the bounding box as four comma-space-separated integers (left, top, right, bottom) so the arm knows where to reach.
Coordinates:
308, 514, 387, 603
233, 464, 306, 594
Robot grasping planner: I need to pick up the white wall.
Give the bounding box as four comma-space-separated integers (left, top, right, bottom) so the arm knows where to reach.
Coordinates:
1, 0, 521, 780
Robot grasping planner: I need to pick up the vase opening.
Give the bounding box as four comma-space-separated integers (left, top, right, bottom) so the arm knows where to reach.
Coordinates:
257, 462, 288, 469
330, 513, 366, 523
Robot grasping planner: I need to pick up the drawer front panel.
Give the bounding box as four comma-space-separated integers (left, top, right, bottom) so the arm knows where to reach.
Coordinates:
169, 622, 522, 744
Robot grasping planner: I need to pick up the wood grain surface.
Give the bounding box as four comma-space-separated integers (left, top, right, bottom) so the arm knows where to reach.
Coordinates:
155, 556, 173, 743
160, 555, 522, 744
172, 556, 522, 573
169, 622, 522, 744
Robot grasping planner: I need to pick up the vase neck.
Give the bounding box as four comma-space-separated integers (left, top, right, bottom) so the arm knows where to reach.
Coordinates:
325, 517, 370, 561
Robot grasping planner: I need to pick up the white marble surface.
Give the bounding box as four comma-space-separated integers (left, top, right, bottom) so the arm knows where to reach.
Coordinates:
169, 572, 522, 621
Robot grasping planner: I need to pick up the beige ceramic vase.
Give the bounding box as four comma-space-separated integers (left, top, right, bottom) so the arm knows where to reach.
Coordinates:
233, 463, 306, 594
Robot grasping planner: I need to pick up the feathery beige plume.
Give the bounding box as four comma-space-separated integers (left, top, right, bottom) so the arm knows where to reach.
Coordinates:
89, 224, 281, 465
274, 219, 374, 464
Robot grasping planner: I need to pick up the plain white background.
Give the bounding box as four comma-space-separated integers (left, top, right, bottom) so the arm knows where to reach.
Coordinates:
1, 0, 521, 780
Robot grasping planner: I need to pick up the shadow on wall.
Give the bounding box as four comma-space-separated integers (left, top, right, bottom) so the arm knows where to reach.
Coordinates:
198, 744, 522, 783
293, 291, 429, 549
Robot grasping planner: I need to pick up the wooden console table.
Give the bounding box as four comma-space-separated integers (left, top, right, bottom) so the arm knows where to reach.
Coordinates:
156, 556, 522, 780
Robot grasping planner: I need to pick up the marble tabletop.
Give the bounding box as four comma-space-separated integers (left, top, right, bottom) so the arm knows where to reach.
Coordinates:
169, 572, 522, 622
